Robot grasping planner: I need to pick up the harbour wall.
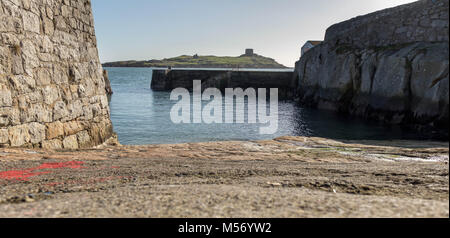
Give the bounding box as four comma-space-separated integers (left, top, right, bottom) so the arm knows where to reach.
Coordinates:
151, 69, 296, 99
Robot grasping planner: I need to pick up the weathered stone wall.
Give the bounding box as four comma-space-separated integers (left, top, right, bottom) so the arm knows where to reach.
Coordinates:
0, 0, 114, 149
325, 0, 449, 48
294, 0, 449, 138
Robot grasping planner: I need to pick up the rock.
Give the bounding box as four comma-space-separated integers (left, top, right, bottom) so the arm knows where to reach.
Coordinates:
8, 75, 35, 94
410, 43, 449, 123
317, 49, 358, 110
35, 68, 52, 86
66, 100, 84, 121
0, 47, 10, 75
42, 139, 63, 150
90, 118, 114, 145
0, 129, 8, 144
294, 0, 449, 136
296, 42, 449, 131
370, 53, 410, 112
103, 69, 113, 96
63, 135, 78, 150
0, 107, 20, 127
42, 85, 60, 105
22, 11, 40, 34
11, 54, 24, 75
53, 101, 69, 121
46, 121, 64, 140
23, 103, 52, 123
8, 124, 30, 147
0, 86, 12, 107
267, 182, 282, 187
77, 130, 92, 148
63, 121, 84, 136
21, 39, 39, 76
54, 16, 67, 31
28, 122, 46, 144
42, 17, 54, 36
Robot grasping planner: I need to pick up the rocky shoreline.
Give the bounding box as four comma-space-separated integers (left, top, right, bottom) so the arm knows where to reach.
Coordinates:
0, 136, 448, 218
293, 0, 449, 138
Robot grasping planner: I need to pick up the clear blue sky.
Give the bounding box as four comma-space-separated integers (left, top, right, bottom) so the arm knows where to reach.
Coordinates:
91, 0, 416, 67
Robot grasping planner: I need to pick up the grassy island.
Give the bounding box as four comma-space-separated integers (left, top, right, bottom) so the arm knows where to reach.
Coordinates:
102, 54, 288, 69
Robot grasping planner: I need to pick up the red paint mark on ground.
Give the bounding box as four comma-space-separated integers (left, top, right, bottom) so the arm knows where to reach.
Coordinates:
36, 161, 86, 170
0, 161, 85, 181
0, 170, 51, 181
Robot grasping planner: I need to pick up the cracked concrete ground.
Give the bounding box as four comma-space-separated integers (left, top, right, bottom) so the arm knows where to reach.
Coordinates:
0, 136, 448, 218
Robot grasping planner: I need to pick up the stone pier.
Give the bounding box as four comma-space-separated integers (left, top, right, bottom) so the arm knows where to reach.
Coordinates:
151, 69, 296, 99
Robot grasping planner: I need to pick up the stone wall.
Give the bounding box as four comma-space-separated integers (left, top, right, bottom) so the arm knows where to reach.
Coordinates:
151, 69, 296, 99
294, 0, 449, 138
325, 0, 449, 48
0, 0, 114, 149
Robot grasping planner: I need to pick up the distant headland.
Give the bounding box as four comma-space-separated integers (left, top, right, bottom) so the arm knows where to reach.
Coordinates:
102, 49, 288, 69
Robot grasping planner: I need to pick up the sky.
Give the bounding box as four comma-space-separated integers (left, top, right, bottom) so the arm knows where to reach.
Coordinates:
91, 0, 416, 67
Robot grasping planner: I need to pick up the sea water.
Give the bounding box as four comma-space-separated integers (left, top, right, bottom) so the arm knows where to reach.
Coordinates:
106, 67, 424, 145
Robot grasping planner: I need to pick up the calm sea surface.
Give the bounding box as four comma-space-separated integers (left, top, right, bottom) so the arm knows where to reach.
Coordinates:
106, 67, 423, 145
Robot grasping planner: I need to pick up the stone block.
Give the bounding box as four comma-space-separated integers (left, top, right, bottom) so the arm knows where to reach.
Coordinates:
28, 122, 45, 144
63, 120, 84, 136
77, 130, 92, 148
0, 129, 8, 144
22, 11, 40, 34
63, 135, 78, 149
8, 124, 30, 147
0, 86, 13, 107
46, 121, 64, 139
42, 139, 63, 150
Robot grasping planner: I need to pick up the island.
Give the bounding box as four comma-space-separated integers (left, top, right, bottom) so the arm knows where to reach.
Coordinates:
102, 49, 288, 69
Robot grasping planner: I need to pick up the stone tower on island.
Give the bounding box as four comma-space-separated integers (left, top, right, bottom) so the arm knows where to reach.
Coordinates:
245, 49, 254, 56
0, 0, 114, 149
